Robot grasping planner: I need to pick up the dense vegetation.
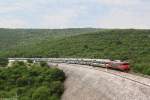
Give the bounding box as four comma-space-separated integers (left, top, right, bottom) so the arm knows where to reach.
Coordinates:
0, 28, 150, 75
0, 58, 8, 67
0, 61, 65, 100
0, 28, 100, 52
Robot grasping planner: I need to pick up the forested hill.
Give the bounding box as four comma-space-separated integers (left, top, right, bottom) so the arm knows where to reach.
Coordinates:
0, 28, 150, 75
0, 28, 100, 53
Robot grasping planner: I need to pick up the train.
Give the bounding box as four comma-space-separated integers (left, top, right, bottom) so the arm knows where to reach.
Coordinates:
64, 59, 130, 71
8, 58, 130, 71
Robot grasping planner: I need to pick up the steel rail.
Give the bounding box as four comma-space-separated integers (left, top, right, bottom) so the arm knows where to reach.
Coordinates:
67, 64, 150, 88
9, 58, 150, 87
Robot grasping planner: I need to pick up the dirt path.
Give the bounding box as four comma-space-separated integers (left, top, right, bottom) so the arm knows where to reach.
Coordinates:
54, 63, 150, 100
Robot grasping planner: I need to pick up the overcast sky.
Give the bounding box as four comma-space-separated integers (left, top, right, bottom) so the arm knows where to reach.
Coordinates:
0, 0, 150, 29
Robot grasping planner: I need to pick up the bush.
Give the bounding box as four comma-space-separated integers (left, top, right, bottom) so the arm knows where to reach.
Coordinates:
0, 58, 8, 67
49, 68, 66, 82
39, 61, 48, 67
0, 62, 65, 99
27, 59, 33, 63
11, 61, 26, 67
49, 81, 64, 96
49, 95, 60, 100
32, 86, 50, 100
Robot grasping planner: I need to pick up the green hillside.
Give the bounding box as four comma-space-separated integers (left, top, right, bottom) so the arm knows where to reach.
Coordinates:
0, 28, 100, 56
0, 28, 150, 75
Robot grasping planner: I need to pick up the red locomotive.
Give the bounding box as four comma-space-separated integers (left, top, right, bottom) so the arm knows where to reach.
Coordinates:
89, 59, 130, 71
106, 60, 130, 71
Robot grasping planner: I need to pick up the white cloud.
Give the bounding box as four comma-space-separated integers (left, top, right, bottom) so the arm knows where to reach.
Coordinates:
96, 0, 142, 6
40, 9, 82, 28
0, 1, 43, 14
0, 6, 20, 13
94, 0, 150, 29
0, 0, 150, 29
0, 17, 28, 28
97, 8, 150, 29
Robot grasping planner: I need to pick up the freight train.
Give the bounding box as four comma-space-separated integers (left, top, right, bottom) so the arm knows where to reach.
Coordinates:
8, 58, 130, 71
65, 59, 130, 71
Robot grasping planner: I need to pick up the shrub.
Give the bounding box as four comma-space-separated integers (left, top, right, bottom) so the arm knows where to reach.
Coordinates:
39, 61, 48, 67
49, 95, 60, 100
49, 81, 64, 96
49, 68, 66, 82
32, 86, 50, 100
0, 62, 65, 99
27, 59, 33, 63
0, 58, 8, 67
11, 61, 26, 67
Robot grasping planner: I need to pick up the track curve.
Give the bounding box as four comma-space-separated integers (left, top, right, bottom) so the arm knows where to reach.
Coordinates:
75, 64, 150, 87
52, 63, 150, 100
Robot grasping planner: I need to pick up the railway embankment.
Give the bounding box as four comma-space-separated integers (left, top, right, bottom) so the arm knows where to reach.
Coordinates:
54, 63, 150, 100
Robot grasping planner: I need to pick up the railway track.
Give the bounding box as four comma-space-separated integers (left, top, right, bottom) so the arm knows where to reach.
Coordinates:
8, 58, 150, 87
62, 63, 150, 88
55, 63, 150, 100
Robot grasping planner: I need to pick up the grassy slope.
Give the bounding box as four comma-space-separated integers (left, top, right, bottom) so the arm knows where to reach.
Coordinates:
0, 29, 150, 75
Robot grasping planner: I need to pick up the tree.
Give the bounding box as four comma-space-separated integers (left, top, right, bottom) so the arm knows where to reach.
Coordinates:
27, 59, 33, 63
49, 68, 66, 82
49, 81, 64, 96
0, 61, 65, 99
84, 45, 88, 49
11, 61, 26, 67
40, 61, 48, 67
0, 58, 8, 67
32, 86, 50, 100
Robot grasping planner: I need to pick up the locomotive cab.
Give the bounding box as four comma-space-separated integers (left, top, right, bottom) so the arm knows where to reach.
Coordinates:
108, 61, 130, 71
